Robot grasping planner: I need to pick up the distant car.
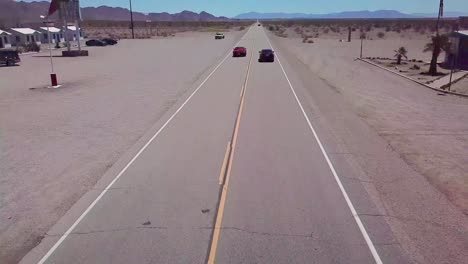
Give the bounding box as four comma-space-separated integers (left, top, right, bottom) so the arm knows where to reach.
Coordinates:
258, 23, 261, 26
258, 49, 275, 62
0, 50, 20, 66
233, 46, 247, 57
101, 38, 118, 45
215, 33, 225, 40
86, 39, 107, 46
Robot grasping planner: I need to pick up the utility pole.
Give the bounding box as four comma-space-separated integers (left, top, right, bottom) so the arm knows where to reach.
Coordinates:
129, 0, 135, 39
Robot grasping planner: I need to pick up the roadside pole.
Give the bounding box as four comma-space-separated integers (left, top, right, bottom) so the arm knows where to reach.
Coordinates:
448, 54, 456, 91
129, 0, 135, 39
360, 37, 363, 58
41, 16, 58, 87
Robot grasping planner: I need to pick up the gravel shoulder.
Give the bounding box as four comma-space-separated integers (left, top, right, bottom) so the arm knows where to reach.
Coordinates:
0, 30, 245, 263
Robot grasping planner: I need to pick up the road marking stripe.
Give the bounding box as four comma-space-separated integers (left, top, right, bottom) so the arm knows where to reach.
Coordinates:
207, 32, 255, 264
218, 142, 231, 185
36, 27, 253, 264
263, 29, 384, 264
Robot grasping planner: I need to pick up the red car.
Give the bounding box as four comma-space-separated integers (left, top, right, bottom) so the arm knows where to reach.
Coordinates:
233, 46, 247, 57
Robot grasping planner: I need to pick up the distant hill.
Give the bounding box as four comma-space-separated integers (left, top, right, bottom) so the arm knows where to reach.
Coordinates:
235, 10, 468, 19
411, 11, 468, 18
0, 0, 229, 27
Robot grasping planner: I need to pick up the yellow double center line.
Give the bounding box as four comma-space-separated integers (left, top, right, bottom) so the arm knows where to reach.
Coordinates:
207, 37, 255, 264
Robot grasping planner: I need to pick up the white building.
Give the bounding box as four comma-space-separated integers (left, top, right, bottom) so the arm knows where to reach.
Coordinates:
64, 26, 84, 41
9, 28, 41, 46
0, 29, 12, 49
37, 27, 64, 44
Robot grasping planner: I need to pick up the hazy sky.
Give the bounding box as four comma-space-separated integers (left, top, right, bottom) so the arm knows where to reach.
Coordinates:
47, 0, 468, 17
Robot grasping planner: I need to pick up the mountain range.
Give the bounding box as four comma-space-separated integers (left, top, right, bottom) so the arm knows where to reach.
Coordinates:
0, 0, 229, 27
1, 0, 467, 28
235, 10, 468, 19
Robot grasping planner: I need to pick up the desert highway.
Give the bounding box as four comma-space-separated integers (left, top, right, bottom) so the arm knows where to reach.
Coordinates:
23, 25, 410, 264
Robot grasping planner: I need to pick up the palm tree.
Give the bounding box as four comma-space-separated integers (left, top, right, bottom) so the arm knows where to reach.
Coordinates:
394, 47, 408, 65
424, 34, 450, 75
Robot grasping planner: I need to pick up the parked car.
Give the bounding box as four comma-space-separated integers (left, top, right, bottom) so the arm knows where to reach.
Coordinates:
258, 23, 261, 26
258, 49, 275, 62
0, 50, 20, 66
101, 38, 118, 45
233, 47, 247, 57
215, 33, 225, 40
86, 39, 107, 46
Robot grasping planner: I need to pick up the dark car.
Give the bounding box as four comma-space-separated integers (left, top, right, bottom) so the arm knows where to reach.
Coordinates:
258, 49, 274, 62
233, 46, 247, 57
215, 33, 225, 40
0, 50, 20, 66
101, 38, 118, 45
86, 39, 107, 47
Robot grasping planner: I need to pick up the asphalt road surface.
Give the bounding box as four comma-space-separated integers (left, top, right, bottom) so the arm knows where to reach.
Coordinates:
21, 25, 412, 264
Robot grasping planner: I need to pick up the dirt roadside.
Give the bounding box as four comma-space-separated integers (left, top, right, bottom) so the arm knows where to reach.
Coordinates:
268, 32, 468, 263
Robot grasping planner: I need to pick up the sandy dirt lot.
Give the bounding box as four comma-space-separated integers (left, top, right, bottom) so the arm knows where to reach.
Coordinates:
269, 28, 468, 215
0, 30, 245, 263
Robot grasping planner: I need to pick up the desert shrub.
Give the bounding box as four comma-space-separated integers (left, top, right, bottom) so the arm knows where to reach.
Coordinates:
159, 32, 169, 37
16, 46, 24, 54
24, 42, 40, 52
351, 28, 357, 32
323, 28, 330, 34
239, 26, 245, 30
385, 26, 391, 32
294, 27, 302, 33
268, 26, 275, 31
377, 32, 385, 38
307, 39, 314, 43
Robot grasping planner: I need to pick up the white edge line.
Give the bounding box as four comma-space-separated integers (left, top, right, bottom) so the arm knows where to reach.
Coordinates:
37, 26, 253, 264
262, 29, 384, 264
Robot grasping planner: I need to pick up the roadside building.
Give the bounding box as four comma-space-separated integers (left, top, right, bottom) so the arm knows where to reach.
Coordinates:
445, 30, 468, 69
64, 26, 84, 41
0, 29, 12, 49
37, 27, 64, 44
9, 28, 41, 47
